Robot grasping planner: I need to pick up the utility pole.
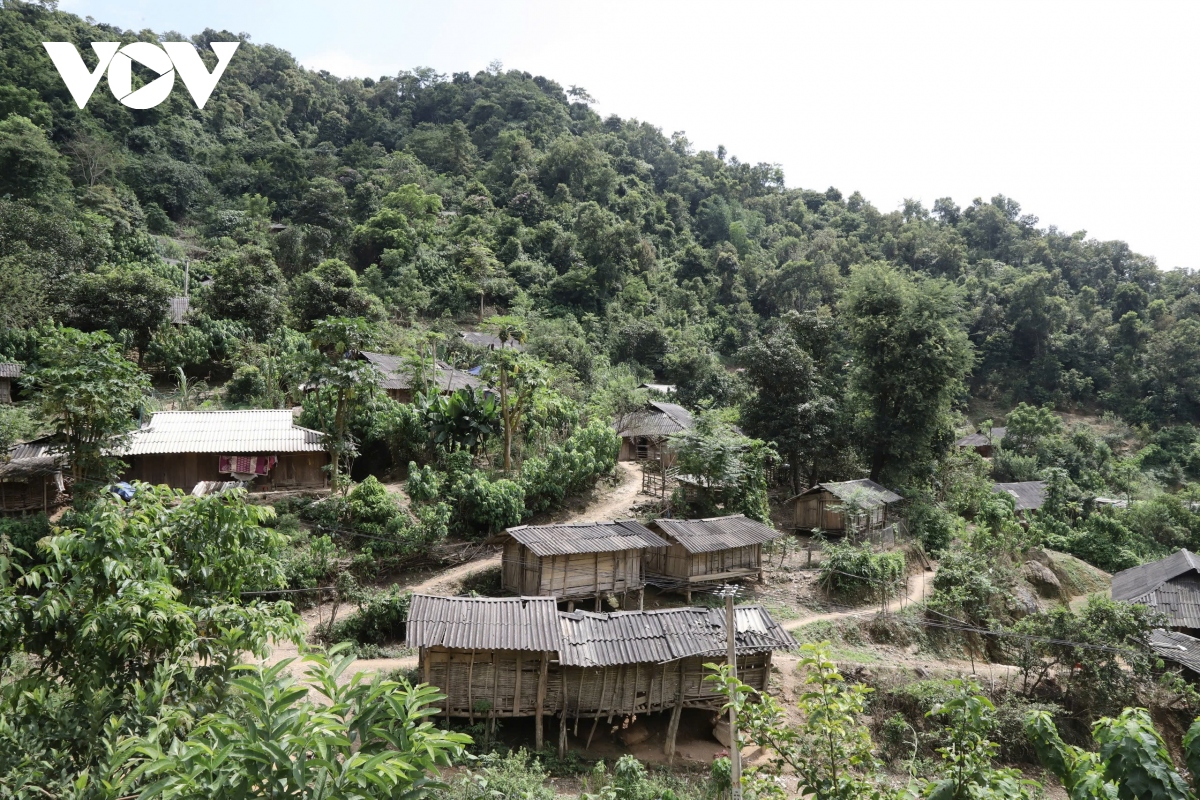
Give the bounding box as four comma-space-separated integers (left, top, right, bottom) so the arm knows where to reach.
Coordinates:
722, 584, 743, 800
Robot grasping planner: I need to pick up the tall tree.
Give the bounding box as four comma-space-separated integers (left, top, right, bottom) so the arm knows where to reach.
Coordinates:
26, 326, 149, 484
481, 316, 541, 473
306, 317, 379, 491
841, 262, 974, 484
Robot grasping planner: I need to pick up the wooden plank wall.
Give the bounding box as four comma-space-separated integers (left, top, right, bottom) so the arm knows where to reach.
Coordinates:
0, 476, 55, 512
124, 452, 329, 491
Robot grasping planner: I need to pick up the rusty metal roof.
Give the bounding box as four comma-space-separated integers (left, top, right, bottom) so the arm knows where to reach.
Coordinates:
505, 519, 669, 557
123, 410, 325, 455
991, 481, 1047, 511
615, 401, 695, 439
557, 605, 796, 667
407, 595, 561, 651
0, 363, 21, 378
649, 514, 780, 554
788, 479, 902, 507
361, 351, 480, 394
1148, 629, 1200, 673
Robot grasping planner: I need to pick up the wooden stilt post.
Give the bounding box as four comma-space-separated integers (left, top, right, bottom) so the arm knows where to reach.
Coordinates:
639, 587, 645, 611
535, 652, 548, 750
558, 710, 568, 758
513, 653, 524, 717
725, 586, 743, 799
665, 661, 684, 763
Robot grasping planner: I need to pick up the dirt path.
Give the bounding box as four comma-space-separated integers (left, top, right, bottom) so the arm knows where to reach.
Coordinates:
783, 567, 937, 630
269, 460, 647, 683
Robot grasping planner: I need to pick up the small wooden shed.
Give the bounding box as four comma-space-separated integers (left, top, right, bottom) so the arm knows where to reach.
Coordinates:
407, 594, 797, 759
500, 519, 670, 609
955, 426, 1006, 458
991, 481, 1046, 519
0, 439, 65, 513
615, 401, 694, 463
0, 363, 20, 404
360, 351, 481, 404
645, 514, 780, 600
121, 410, 330, 492
787, 479, 902, 539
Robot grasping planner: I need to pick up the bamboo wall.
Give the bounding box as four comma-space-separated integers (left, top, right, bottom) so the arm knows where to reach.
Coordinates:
645, 543, 762, 581
124, 452, 329, 492
501, 542, 646, 600
618, 436, 667, 463
0, 377, 11, 404
0, 475, 58, 513
420, 649, 772, 720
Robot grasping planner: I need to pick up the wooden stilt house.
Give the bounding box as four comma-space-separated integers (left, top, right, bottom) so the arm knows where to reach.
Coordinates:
407, 594, 797, 758
644, 514, 780, 601
615, 401, 694, 463
786, 479, 902, 541
500, 520, 669, 609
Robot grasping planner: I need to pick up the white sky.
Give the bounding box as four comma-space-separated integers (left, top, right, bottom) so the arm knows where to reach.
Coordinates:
60, 0, 1200, 270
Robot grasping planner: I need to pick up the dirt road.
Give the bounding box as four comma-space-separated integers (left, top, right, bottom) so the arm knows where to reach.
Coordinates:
270, 460, 648, 683
783, 567, 938, 630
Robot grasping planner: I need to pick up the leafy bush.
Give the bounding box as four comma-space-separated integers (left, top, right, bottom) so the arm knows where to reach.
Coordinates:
407, 462, 443, 503
346, 475, 399, 536
453, 471, 525, 534
927, 548, 1013, 626
225, 364, 268, 406
330, 586, 412, 645
0, 512, 50, 569
436, 750, 556, 800
905, 497, 957, 555
818, 540, 905, 603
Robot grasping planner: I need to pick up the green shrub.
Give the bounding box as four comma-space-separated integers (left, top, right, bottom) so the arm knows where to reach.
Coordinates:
905, 498, 957, 555
406, 462, 443, 503
330, 586, 412, 645
0, 512, 51, 569
818, 540, 905, 602
346, 475, 399, 536
225, 364, 268, 406
453, 471, 525, 535
436, 750, 555, 800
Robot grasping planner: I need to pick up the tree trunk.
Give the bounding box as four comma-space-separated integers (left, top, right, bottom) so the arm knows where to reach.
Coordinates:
500, 372, 512, 473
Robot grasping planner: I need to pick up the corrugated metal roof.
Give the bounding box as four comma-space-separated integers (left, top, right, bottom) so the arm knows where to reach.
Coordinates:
956, 427, 1005, 448
788, 479, 902, 508
615, 401, 695, 438
407, 595, 561, 651
991, 481, 1047, 511
1148, 629, 1200, 673
361, 351, 481, 394
169, 296, 190, 325
0, 439, 62, 481
0, 363, 21, 378
650, 514, 780, 554
123, 410, 326, 455
557, 605, 796, 667
1113, 550, 1200, 603
639, 383, 676, 394
505, 519, 669, 557
1134, 582, 1200, 630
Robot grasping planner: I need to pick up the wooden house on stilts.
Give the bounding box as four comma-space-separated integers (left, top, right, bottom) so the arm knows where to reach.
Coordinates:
786, 479, 903, 543
499, 520, 669, 610
406, 594, 796, 759
644, 514, 781, 602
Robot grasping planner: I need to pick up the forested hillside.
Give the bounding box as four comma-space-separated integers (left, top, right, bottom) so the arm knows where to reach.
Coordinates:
9, 3, 1200, 798
3, 3, 1199, 463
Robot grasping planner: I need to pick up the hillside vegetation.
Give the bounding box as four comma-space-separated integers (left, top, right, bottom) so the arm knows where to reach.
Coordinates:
6, 2, 1200, 798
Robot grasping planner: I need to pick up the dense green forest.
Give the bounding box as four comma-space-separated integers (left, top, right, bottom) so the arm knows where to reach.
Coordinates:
7, 2, 1200, 798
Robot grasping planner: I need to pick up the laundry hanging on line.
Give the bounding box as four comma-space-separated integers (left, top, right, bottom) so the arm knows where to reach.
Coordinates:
218, 455, 277, 476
